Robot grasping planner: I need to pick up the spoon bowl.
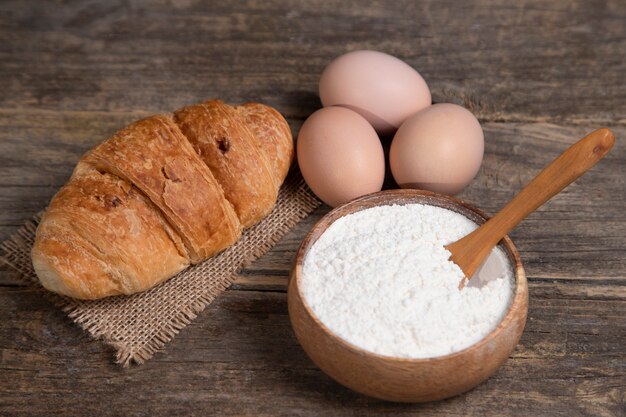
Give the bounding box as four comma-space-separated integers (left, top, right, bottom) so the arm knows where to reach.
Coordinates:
288, 189, 528, 402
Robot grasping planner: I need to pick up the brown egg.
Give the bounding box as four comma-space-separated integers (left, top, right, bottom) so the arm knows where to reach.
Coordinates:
297, 107, 385, 207
319, 50, 431, 135
389, 103, 484, 195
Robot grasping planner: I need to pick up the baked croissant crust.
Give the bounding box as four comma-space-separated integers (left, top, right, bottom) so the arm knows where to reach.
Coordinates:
32, 100, 293, 299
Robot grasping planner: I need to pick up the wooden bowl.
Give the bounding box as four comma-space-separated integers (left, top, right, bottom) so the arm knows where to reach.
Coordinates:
288, 189, 528, 402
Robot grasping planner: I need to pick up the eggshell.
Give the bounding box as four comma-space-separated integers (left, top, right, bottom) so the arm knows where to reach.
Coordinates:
297, 107, 385, 207
319, 50, 431, 135
389, 103, 484, 195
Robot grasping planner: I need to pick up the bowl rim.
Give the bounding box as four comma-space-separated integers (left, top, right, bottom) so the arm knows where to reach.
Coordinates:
292, 188, 527, 363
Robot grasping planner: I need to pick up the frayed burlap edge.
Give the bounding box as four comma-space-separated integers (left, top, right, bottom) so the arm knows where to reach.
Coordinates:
0, 174, 321, 366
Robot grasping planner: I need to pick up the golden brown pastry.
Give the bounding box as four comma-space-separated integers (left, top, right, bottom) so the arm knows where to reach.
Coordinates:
174, 101, 277, 228
32, 100, 293, 299
236, 102, 293, 190
81, 114, 242, 262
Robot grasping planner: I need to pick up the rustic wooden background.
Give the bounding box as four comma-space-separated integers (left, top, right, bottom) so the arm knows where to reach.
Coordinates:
0, 1, 624, 416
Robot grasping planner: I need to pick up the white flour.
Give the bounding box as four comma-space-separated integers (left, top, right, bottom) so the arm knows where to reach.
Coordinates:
301, 203, 514, 358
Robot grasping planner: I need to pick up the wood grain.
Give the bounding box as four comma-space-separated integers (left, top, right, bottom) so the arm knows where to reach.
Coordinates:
0, 1, 624, 123
0, 288, 623, 416
0, 0, 624, 415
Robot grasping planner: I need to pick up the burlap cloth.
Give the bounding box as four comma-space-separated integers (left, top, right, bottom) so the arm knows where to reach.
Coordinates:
0, 172, 321, 366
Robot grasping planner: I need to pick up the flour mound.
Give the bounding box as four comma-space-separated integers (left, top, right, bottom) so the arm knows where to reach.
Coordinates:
301, 204, 514, 359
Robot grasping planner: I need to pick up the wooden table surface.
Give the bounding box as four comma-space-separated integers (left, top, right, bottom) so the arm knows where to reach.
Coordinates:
1, 1, 624, 416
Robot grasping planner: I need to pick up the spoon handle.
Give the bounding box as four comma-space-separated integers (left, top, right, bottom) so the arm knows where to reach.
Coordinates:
447, 128, 615, 281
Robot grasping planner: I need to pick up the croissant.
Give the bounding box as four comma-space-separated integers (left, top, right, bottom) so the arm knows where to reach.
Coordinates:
31, 100, 294, 299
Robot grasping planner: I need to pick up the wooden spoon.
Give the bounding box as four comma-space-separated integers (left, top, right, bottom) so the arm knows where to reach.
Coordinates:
446, 128, 615, 288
